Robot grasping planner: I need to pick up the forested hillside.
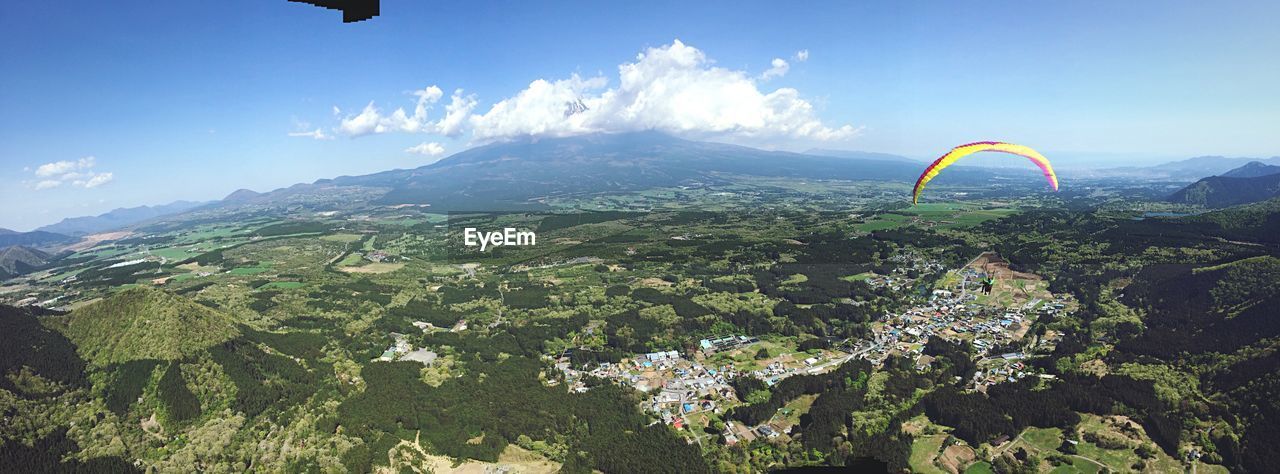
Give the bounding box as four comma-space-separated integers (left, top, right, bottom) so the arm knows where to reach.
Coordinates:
64, 287, 239, 364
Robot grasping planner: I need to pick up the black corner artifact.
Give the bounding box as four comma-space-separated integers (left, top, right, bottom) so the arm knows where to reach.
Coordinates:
288, 0, 379, 23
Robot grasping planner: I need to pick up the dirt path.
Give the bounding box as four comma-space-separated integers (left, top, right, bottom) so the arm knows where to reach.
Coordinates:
995, 429, 1108, 471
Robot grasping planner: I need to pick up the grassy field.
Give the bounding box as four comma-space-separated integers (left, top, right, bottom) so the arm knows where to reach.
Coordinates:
258, 281, 305, 290
173, 224, 252, 244
1001, 415, 1191, 473
150, 247, 200, 261
1048, 458, 1102, 473
320, 233, 364, 243
778, 394, 818, 428
908, 434, 948, 474
781, 273, 808, 285
1022, 427, 1063, 451
1070, 420, 1154, 472
338, 263, 405, 274
841, 272, 875, 282
963, 461, 994, 474
1196, 461, 1231, 474
855, 213, 913, 232
336, 253, 365, 267
228, 265, 271, 275
854, 202, 1017, 232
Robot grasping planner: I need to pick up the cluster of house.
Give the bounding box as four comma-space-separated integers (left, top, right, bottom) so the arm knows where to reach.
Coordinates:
374, 332, 437, 365
556, 350, 743, 431
548, 254, 1077, 446
862, 252, 946, 292
11, 292, 67, 309
699, 335, 760, 354
554, 334, 857, 448
888, 251, 947, 273
845, 258, 1073, 391
862, 274, 905, 291
509, 256, 603, 272
722, 419, 784, 446
856, 292, 1032, 367
362, 250, 400, 263
973, 353, 1034, 391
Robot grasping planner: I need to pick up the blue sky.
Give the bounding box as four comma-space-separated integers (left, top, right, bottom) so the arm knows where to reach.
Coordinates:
2, 0, 1278, 230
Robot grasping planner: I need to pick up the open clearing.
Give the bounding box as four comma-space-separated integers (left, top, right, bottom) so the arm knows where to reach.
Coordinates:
909, 434, 948, 474
66, 231, 134, 251
339, 263, 405, 274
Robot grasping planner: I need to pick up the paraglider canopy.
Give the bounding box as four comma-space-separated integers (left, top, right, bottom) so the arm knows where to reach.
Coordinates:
913, 141, 1059, 204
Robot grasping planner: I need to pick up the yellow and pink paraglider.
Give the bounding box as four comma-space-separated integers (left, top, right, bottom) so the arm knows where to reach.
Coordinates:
912, 141, 1059, 205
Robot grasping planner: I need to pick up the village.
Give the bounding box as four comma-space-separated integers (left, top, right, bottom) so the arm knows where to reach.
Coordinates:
553, 334, 853, 447
553, 251, 1075, 446
856, 252, 1072, 391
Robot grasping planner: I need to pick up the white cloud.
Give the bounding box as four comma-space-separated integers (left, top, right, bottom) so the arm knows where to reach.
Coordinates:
470, 40, 856, 141
760, 58, 789, 80
469, 75, 608, 139
336, 85, 473, 137
36, 156, 95, 177
405, 142, 445, 157
28, 156, 114, 190
337, 102, 385, 136
288, 128, 333, 140
78, 172, 113, 188
436, 89, 479, 137
323, 40, 855, 144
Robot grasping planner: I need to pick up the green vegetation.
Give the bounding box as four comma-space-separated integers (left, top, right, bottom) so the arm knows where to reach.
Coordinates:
156, 361, 200, 423
3, 176, 1271, 473
64, 287, 239, 364
104, 359, 159, 415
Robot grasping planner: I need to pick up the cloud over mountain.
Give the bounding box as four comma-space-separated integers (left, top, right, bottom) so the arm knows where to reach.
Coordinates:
316, 40, 855, 144
335, 87, 478, 138
405, 141, 445, 157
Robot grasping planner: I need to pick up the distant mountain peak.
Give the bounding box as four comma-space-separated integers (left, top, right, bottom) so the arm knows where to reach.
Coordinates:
223, 188, 262, 202
564, 99, 589, 117
0, 245, 52, 279
35, 200, 208, 236
227, 131, 1026, 212
1221, 161, 1280, 178
0, 229, 74, 249
1168, 172, 1280, 208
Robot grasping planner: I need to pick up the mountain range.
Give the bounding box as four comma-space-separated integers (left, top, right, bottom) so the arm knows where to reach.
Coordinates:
12, 133, 1280, 233
0, 229, 73, 249
225, 132, 1021, 211
1168, 162, 1280, 207
1103, 155, 1280, 181
35, 201, 209, 236
1220, 161, 1280, 178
